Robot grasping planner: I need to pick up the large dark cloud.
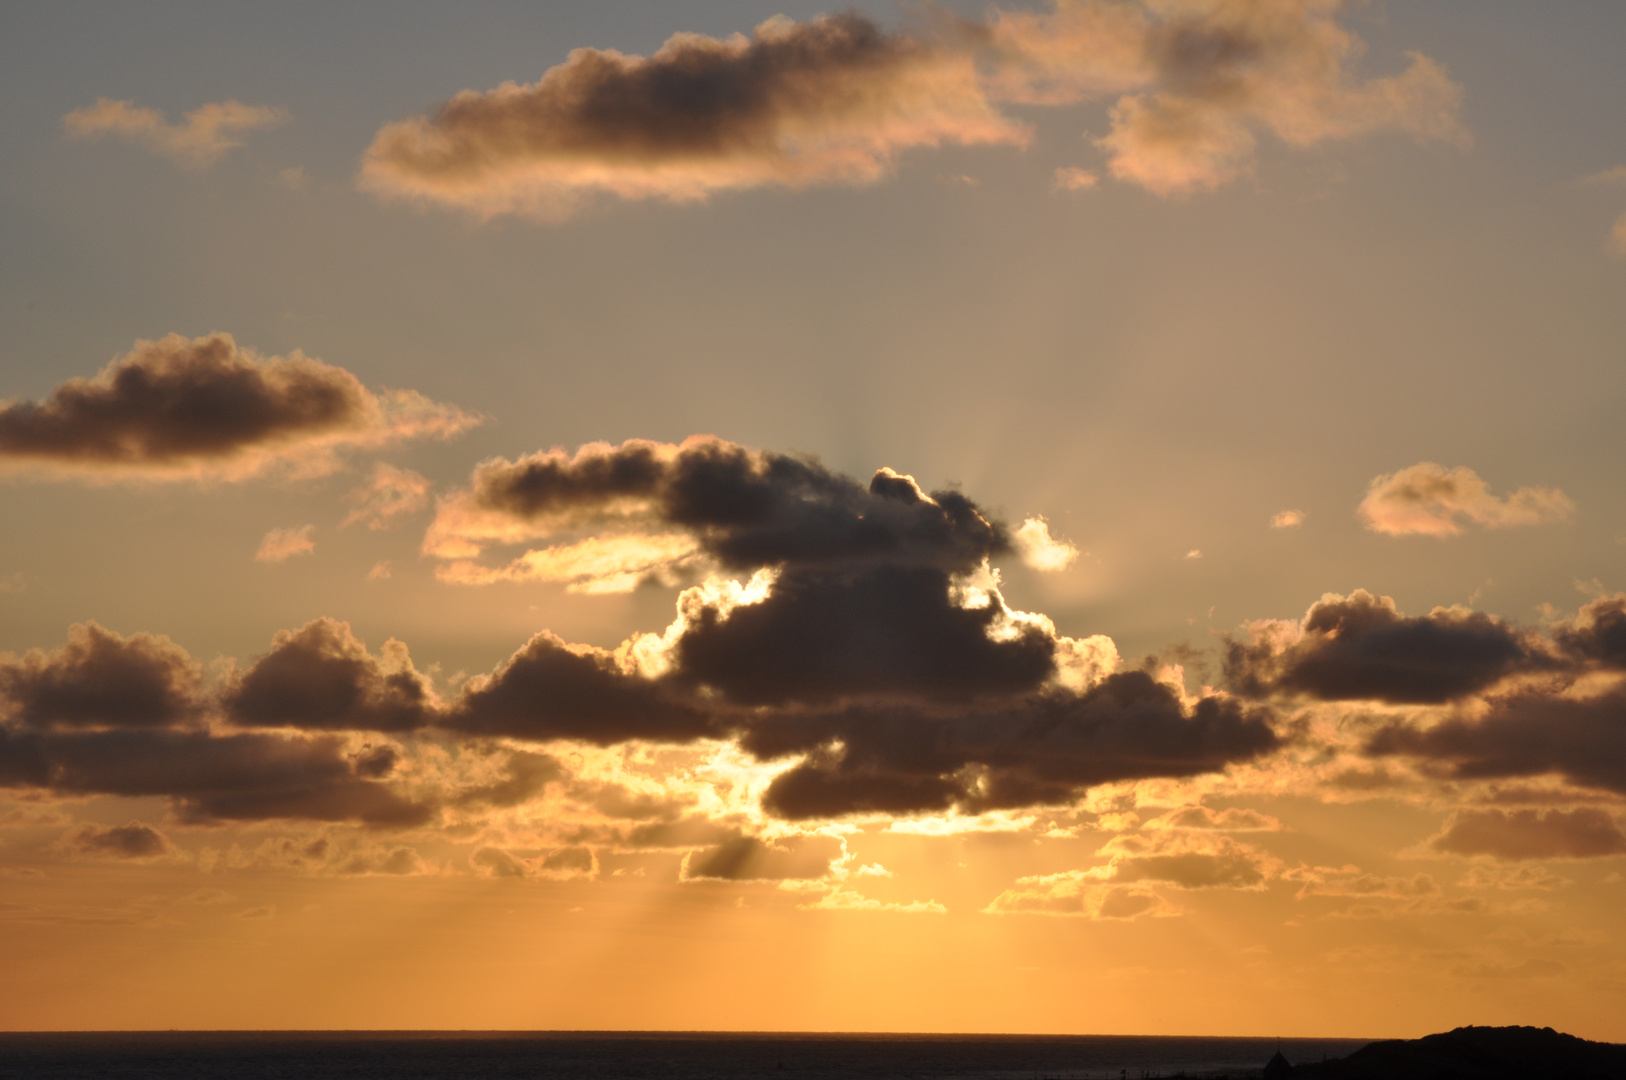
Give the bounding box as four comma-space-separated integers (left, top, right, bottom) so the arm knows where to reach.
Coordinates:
1553, 594, 1626, 669
672, 563, 1055, 706
1226, 590, 1547, 704
744, 671, 1279, 819
1365, 684, 1626, 796
0, 622, 203, 729
0, 333, 476, 479
0, 727, 432, 827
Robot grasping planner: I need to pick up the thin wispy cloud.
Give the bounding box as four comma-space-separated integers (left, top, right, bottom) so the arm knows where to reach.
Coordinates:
63, 98, 287, 167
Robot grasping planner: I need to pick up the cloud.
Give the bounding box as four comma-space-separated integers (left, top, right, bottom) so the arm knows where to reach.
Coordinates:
448, 631, 716, 744
682, 834, 843, 882
1553, 593, 1626, 668
471, 846, 527, 878
0, 622, 204, 729
63, 820, 173, 859
1089, 831, 1280, 889
1270, 509, 1305, 528
1142, 804, 1282, 831
1428, 808, 1626, 861
1612, 211, 1626, 258
1365, 683, 1626, 796
1012, 517, 1079, 570
224, 619, 438, 733
63, 98, 287, 167
361, 1, 1463, 218
1288, 867, 1439, 901
0, 726, 433, 827
360, 12, 1025, 219
1357, 462, 1574, 537
1581, 165, 1626, 186
0, 333, 479, 481
255, 526, 315, 564
1225, 589, 1548, 704
984, 874, 1173, 919
746, 671, 1278, 819
342, 464, 433, 530
1052, 166, 1099, 191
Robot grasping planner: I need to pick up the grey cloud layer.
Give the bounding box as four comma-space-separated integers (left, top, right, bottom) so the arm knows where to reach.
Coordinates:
0, 334, 478, 480
361, 0, 1464, 217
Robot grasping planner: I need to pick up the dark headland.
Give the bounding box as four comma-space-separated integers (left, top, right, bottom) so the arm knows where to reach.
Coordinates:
1285, 1025, 1626, 1080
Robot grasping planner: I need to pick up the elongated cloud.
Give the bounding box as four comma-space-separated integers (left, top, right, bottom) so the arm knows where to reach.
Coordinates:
63, 98, 287, 166
1358, 462, 1574, 537
361, 13, 1024, 219
0, 334, 479, 481
1225, 590, 1549, 704
255, 526, 315, 564
1429, 808, 1626, 861
342, 464, 433, 530
361, 0, 1463, 218
64, 820, 173, 859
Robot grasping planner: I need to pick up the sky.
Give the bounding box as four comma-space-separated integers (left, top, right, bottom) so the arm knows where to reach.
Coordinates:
2, 0, 1626, 1039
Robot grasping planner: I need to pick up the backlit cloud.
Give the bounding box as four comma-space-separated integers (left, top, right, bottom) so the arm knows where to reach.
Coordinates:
360, 13, 1025, 220
63, 98, 287, 167
1358, 462, 1574, 537
63, 820, 173, 860
1225, 590, 1549, 704
361, 0, 1463, 218
0, 334, 479, 482
1270, 508, 1305, 528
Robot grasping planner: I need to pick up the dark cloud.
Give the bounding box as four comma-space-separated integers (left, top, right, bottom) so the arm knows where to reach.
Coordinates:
1365, 684, 1626, 796
360, 13, 1021, 218
746, 671, 1278, 819
1226, 590, 1546, 704
682, 833, 843, 881
1553, 594, 1626, 668
0, 727, 432, 827
0, 333, 476, 479
224, 619, 438, 733
673, 564, 1054, 706
454, 750, 565, 808
436, 437, 1008, 575
64, 820, 172, 859
448, 632, 715, 744
1430, 808, 1626, 860
471, 846, 527, 878
0, 622, 203, 729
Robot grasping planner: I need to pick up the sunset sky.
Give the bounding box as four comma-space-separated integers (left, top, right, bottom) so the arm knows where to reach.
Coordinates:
4, 0, 1626, 1039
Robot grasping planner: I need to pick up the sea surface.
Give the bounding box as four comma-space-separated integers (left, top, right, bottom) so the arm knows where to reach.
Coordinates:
0, 1032, 1371, 1080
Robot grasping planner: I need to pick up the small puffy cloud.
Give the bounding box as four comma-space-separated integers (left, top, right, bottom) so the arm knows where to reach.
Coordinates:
1012, 517, 1079, 571
1270, 509, 1305, 529
1428, 808, 1626, 861
1357, 462, 1574, 537
63, 98, 287, 167
360, 13, 1025, 220
1052, 166, 1099, 191
64, 820, 172, 859
342, 464, 432, 531
1226, 589, 1547, 704
367, 561, 392, 582
0, 334, 479, 482
255, 526, 315, 564
1184, 549, 1202, 560
1553, 593, 1626, 668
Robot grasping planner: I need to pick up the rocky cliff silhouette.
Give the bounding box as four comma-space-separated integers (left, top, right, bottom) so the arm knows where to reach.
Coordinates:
1287, 1025, 1626, 1079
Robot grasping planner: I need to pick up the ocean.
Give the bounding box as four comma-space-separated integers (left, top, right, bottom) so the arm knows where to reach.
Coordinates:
0, 1032, 1371, 1080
